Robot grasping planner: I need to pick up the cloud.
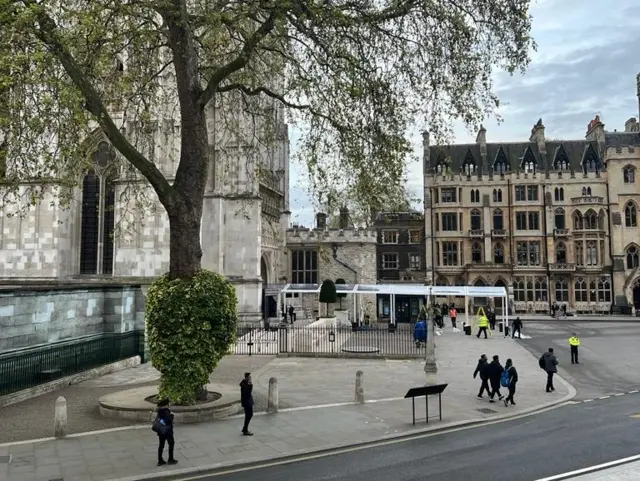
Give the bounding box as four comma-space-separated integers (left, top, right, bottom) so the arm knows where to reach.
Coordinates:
288, 0, 640, 226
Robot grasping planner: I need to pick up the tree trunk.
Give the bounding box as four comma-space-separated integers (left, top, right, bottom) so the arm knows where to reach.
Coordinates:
168, 208, 203, 279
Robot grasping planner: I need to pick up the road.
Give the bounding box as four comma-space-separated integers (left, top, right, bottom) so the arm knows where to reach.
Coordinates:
517, 321, 640, 401
179, 393, 640, 481
172, 321, 640, 481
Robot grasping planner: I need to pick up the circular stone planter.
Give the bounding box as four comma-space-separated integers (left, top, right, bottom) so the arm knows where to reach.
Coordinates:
98, 383, 242, 423
341, 346, 380, 354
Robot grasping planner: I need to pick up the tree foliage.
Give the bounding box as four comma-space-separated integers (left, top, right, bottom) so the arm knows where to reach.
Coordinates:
319, 279, 337, 315
0, 0, 534, 258
146, 269, 237, 405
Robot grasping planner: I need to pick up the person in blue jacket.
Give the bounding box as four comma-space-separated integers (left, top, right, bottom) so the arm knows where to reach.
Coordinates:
414, 319, 427, 347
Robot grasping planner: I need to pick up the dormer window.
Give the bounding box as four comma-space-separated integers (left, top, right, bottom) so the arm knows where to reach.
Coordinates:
462, 149, 477, 175
553, 145, 570, 170
581, 144, 601, 174
520, 146, 537, 174
493, 147, 510, 174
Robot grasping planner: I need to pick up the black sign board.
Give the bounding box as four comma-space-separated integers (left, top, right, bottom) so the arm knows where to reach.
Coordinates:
404, 383, 448, 425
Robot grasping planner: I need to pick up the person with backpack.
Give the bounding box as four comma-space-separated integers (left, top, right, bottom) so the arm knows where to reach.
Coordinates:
539, 348, 559, 392
473, 354, 491, 398
488, 355, 504, 402
153, 399, 178, 466
502, 358, 518, 406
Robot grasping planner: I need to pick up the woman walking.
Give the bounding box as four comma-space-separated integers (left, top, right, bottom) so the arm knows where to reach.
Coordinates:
154, 399, 178, 466
504, 359, 518, 406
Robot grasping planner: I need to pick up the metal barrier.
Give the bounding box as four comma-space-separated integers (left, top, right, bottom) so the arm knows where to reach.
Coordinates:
0, 330, 144, 396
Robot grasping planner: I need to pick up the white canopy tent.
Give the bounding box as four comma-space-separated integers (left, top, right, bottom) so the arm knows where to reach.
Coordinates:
279, 283, 508, 327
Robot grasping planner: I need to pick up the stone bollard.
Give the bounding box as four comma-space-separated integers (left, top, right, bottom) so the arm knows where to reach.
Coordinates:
267, 377, 279, 414
54, 396, 68, 439
355, 370, 364, 404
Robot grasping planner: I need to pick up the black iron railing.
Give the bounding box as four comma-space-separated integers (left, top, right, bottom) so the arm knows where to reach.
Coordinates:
233, 323, 424, 358
0, 330, 144, 396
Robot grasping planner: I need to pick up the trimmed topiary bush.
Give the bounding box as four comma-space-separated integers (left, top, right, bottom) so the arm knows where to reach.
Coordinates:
319, 279, 337, 316
146, 269, 238, 405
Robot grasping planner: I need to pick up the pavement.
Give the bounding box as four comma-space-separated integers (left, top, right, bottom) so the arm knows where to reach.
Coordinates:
192, 392, 640, 481
0, 356, 277, 443
0, 328, 574, 481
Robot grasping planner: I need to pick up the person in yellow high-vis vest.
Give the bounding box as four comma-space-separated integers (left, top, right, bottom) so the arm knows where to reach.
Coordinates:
476, 314, 489, 339
569, 333, 581, 364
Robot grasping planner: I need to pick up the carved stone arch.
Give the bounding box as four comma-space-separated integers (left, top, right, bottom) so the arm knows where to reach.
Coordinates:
261, 253, 271, 285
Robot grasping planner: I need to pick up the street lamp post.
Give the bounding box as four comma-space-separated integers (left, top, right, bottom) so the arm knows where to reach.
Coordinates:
424, 301, 437, 384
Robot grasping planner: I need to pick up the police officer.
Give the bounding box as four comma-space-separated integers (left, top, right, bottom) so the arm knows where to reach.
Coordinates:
476, 314, 489, 339
569, 332, 581, 364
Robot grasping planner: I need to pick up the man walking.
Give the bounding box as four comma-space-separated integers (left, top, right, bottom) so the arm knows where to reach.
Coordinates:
473, 354, 491, 398
512, 317, 523, 339
240, 372, 254, 435
476, 314, 489, 339
488, 310, 496, 331
488, 355, 504, 403
569, 333, 581, 364
540, 348, 559, 392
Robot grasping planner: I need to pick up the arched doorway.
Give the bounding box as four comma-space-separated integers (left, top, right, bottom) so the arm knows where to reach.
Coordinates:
634, 280, 640, 312
261, 257, 268, 284
260, 256, 276, 320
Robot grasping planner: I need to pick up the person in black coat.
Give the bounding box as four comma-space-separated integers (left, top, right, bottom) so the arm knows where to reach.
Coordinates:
473, 354, 491, 398
156, 399, 177, 466
504, 358, 518, 406
487, 355, 504, 402
512, 317, 523, 339
240, 372, 254, 435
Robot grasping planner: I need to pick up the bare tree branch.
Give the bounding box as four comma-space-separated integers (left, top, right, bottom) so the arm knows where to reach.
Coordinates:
27, 1, 177, 209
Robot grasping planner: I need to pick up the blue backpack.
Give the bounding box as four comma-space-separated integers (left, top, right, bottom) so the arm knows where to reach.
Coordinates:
500, 369, 510, 387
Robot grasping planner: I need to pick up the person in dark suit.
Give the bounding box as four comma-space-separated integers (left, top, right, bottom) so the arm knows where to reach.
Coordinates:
240, 373, 254, 435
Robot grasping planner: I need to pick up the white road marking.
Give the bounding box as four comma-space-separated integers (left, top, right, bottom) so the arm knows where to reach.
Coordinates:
583, 399, 594, 403
615, 393, 625, 396
629, 390, 639, 394
535, 453, 640, 481
598, 396, 611, 399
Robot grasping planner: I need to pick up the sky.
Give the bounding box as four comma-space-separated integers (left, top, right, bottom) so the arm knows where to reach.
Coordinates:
286, 0, 640, 227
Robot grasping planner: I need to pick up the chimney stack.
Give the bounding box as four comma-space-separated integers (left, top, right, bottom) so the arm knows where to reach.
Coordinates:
339, 206, 350, 230
316, 212, 327, 229
422, 131, 430, 173
586, 115, 605, 153
636, 73, 640, 120
625, 117, 639, 133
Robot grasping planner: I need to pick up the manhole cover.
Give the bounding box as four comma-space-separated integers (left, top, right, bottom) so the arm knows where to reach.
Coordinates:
476, 408, 499, 414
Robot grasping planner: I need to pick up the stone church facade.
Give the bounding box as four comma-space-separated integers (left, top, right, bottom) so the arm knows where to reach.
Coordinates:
423, 74, 640, 315
0, 100, 290, 325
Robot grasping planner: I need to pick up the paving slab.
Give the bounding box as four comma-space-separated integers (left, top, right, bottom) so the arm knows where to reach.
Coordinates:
0, 330, 575, 481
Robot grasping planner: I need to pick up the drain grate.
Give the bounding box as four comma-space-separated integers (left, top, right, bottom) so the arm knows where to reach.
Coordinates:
0, 456, 10, 464
476, 408, 499, 414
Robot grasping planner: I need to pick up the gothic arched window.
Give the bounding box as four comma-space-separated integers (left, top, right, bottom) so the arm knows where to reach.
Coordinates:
494, 243, 504, 264
623, 165, 636, 184
80, 141, 117, 275
556, 242, 567, 264
627, 245, 640, 269
493, 209, 504, 230
625, 201, 637, 227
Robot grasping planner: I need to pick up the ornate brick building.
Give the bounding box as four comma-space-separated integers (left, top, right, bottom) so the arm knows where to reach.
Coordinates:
423, 76, 640, 315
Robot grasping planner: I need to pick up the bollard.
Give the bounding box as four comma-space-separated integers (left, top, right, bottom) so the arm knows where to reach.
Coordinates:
355, 370, 364, 404
267, 377, 279, 414
54, 396, 68, 439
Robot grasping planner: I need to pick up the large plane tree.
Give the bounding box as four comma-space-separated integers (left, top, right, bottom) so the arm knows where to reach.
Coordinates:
0, 0, 534, 403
